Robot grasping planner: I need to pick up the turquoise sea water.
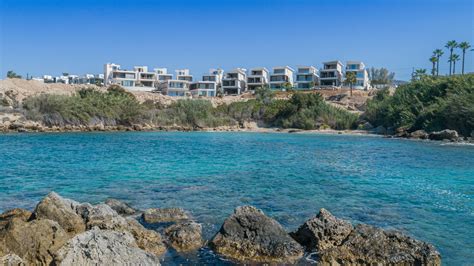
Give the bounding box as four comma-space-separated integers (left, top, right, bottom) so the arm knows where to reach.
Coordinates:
0, 132, 473, 265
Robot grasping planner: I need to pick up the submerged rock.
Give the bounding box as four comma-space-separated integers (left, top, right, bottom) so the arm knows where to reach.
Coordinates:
319, 224, 441, 265
292, 209, 441, 266
290, 208, 353, 251
53, 227, 161, 265
142, 208, 189, 223
105, 198, 138, 216
165, 221, 203, 251
429, 129, 459, 141
210, 206, 304, 263
0, 218, 69, 265
33, 191, 86, 236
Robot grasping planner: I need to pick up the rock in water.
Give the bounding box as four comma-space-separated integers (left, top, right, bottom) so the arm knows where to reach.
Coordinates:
429, 129, 459, 141
53, 227, 161, 265
292, 209, 441, 266
165, 221, 202, 251
210, 206, 304, 263
142, 208, 189, 223
0, 218, 69, 265
126, 219, 167, 256
0, 253, 25, 266
77, 203, 167, 256
410, 130, 429, 139
290, 208, 353, 251
33, 191, 86, 236
319, 224, 441, 265
105, 198, 137, 216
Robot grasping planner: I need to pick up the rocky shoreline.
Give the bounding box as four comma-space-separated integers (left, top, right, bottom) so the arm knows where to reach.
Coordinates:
0, 192, 441, 265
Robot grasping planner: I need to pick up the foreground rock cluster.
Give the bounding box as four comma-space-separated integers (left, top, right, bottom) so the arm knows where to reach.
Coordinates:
0, 193, 441, 265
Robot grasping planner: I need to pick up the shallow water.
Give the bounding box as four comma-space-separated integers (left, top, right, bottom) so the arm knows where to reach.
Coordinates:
0, 132, 473, 265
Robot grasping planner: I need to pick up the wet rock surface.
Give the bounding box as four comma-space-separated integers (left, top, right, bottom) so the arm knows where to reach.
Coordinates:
165, 221, 203, 251
290, 208, 353, 251
292, 209, 441, 266
429, 129, 459, 141
210, 206, 304, 263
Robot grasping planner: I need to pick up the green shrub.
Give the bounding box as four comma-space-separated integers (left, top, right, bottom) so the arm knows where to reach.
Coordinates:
364, 74, 474, 136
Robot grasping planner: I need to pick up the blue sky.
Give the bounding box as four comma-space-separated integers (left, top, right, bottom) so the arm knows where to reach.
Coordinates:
1, 0, 473, 80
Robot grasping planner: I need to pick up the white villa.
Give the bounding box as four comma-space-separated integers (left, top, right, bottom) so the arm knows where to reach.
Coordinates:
202, 68, 224, 88
157, 80, 190, 96
295, 66, 319, 90
104, 63, 156, 91
269, 66, 294, 90
176, 69, 193, 82
190, 81, 217, 97
345, 61, 370, 90
247, 67, 269, 91
222, 68, 247, 95
319, 61, 344, 87
154, 68, 173, 82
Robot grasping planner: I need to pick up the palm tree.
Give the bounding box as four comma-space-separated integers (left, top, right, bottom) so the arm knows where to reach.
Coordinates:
458, 42, 471, 74
413, 69, 427, 80
429, 56, 438, 76
445, 40, 458, 75
344, 72, 356, 97
433, 49, 444, 76
449, 54, 460, 75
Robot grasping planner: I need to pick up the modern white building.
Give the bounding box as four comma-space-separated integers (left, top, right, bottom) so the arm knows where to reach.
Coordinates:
345, 61, 370, 90
176, 69, 193, 82
222, 68, 247, 95
157, 80, 190, 96
202, 68, 223, 94
269, 66, 294, 90
247, 67, 269, 91
190, 81, 217, 97
295, 66, 319, 90
320, 61, 344, 87
104, 63, 155, 91
154, 68, 173, 82
135, 66, 157, 89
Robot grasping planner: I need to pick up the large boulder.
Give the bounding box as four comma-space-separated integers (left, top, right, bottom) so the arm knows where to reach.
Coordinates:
0, 218, 70, 265
319, 224, 441, 266
290, 208, 353, 251
33, 192, 86, 236
291, 209, 441, 266
165, 221, 202, 251
142, 208, 189, 223
410, 129, 429, 139
76, 202, 166, 256
210, 206, 304, 263
429, 129, 459, 141
105, 198, 138, 216
53, 227, 161, 265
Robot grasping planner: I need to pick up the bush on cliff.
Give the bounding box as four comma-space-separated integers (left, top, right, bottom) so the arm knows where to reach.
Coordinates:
23, 86, 144, 126
364, 74, 474, 136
